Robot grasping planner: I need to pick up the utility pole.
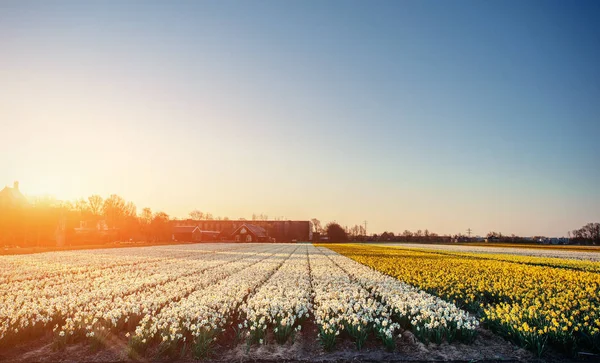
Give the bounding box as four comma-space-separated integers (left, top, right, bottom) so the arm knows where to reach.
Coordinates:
467, 228, 472, 238
364, 220, 368, 236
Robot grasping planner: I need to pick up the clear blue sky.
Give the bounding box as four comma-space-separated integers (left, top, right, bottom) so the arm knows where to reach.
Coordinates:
1, 1, 599, 236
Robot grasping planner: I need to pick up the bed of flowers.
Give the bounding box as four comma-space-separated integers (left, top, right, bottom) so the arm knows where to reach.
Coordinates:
0, 244, 266, 346
130, 245, 296, 358
378, 243, 600, 262
60, 246, 274, 347
309, 246, 400, 351
328, 244, 600, 357
241, 245, 312, 345
440, 250, 600, 273
0, 242, 508, 361
320, 247, 479, 344
379, 245, 600, 273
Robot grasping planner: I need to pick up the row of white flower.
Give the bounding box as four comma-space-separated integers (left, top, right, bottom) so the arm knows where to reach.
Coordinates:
0, 243, 239, 285
61, 246, 279, 338
0, 244, 270, 342
308, 245, 399, 350
319, 247, 479, 343
241, 245, 313, 344
131, 245, 297, 352
1, 243, 249, 305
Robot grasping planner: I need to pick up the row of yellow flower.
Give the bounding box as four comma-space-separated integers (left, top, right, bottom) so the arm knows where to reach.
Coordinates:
383, 246, 600, 273
325, 244, 600, 356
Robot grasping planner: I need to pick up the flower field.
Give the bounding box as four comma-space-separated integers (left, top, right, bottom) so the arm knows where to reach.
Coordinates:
378, 243, 600, 261
327, 244, 600, 357
0, 243, 490, 361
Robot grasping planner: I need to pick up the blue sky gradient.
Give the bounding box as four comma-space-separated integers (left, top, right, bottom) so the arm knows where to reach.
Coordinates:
1, 1, 599, 236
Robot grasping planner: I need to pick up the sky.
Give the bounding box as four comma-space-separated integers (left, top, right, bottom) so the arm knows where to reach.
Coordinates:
1, 1, 599, 237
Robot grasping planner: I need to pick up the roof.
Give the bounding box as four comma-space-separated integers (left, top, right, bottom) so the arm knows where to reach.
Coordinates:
231, 223, 268, 238
0, 186, 28, 205
173, 226, 200, 233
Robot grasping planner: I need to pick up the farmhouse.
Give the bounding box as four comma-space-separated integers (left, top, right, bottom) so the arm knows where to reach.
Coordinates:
0, 181, 28, 208
172, 226, 222, 242
231, 223, 270, 242
73, 220, 117, 244
172, 226, 202, 242
172, 220, 312, 242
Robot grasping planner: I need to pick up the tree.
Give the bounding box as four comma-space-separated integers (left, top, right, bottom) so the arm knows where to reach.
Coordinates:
140, 208, 153, 242
140, 208, 153, 225
311, 218, 322, 233
572, 222, 600, 245
102, 194, 127, 228
326, 222, 347, 242
189, 210, 204, 220
151, 212, 171, 241
88, 195, 104, 216
74, 199, 90, 216
359, 224, 366, 236
348, 224, 361, 238
123, 201, 138, 240
102, 195, 140, 241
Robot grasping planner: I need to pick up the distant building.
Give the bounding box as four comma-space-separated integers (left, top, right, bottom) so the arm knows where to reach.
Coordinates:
0, 181, 28, 208
172, 226, 202, 242
172, 219, 312, 242
172, 226, 221, 242
538, 237, 569, 245
73, 220, 118, 244
231, 223, 270, 242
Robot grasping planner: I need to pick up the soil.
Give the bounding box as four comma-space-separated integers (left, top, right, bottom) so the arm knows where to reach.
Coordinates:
1, 321, 592, 363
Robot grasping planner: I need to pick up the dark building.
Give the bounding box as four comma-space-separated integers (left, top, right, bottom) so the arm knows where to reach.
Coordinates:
172, 226, 222, 242
172, 226, 202, 242
0, 181, 28, 208
231, 223, 270, 242
172, 219, 312, 242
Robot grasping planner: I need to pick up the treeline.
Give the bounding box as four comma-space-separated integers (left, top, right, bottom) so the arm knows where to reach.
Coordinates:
571, 223, 600, 245
315, 219, 600, 246
0, 194, 172, 248
315, 222, 453, 243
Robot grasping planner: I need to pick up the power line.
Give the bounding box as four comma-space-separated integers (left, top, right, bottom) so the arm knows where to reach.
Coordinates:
467, 228, 472, 237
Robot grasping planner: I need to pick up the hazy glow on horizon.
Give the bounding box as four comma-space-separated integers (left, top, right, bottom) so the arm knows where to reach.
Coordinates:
1, 1, 599, 236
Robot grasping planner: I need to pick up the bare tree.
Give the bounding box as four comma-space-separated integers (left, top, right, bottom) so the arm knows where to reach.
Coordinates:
311, 218, 322, 233
572, 222, 600, 244
74, 198, 90, 216
88, 195, 104, 216
140, 208, 153, 225
189, 210, 204, 220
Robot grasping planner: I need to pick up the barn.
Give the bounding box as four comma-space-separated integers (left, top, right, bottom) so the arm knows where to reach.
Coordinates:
231, 223, 270, 242
172, 226, 202, 242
